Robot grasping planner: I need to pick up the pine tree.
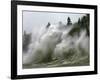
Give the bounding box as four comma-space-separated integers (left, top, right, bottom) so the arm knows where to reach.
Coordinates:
67, 17, 72, 26
23, 31, 32, 52
46, 22, 50, 29
69, 14, 90, 36
78, 18, 81, 24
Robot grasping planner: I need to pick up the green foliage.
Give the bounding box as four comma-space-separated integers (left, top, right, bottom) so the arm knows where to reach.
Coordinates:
78, 18, 81, 24
69, 14, 90, 36
79, 14, 90, 36
69, 23, 80, 36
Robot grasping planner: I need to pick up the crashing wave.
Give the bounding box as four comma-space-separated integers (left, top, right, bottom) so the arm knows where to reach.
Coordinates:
23, 23, 89, 68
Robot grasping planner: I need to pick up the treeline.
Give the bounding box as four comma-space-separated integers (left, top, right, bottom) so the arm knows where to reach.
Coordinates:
69, 14, 90, 36
23, 31, 32, 52
46, 17, 72, 29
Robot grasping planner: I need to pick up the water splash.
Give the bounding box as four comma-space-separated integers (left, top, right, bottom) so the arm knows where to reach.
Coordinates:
23, 23, 89, 68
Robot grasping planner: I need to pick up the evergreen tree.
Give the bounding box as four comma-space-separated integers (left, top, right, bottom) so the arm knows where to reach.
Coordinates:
69, 14, 90, 36
23, 31, 32, 52
80, 14, 90, 36
78, 18, 81, 24
85, 14, 90, 36
67, 17, 72, 26
46, 22, 50, 29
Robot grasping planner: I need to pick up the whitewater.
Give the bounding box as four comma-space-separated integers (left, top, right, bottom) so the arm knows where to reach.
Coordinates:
23, 22, 89, 68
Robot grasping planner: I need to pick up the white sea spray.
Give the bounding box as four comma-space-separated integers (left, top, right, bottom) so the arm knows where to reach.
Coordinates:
23, 23, 89, 66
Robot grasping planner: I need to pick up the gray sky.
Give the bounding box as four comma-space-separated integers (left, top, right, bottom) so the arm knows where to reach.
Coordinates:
23, 11, 86, 33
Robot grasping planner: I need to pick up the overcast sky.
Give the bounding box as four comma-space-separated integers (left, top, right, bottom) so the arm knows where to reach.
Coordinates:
23, 11, 86, 33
